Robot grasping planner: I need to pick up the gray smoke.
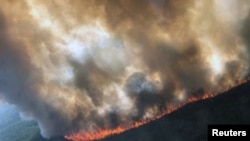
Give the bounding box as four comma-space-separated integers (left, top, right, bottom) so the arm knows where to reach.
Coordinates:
0, 0, 250, 138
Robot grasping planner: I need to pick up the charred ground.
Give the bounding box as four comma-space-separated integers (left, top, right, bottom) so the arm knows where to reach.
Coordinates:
99, 80, 250, 141
1, 79, 250, 141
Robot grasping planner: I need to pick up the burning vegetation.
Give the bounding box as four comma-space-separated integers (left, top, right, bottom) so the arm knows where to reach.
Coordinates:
0, 0, 250, 141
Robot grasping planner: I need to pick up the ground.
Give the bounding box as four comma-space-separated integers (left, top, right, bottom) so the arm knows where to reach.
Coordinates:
0, 81, 250, 141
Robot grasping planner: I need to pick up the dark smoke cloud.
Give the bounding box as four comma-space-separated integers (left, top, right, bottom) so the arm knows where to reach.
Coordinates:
0, 0, 249, 138
241, 4, 250, 62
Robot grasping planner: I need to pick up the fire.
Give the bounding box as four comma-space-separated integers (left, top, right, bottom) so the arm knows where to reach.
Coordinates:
65, 77, 250, 141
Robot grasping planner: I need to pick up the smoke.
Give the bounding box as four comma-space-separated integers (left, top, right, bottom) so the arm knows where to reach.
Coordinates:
0, 0, 249, 138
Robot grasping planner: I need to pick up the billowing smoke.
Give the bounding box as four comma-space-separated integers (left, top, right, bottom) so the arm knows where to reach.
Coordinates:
0, 0, 250, 138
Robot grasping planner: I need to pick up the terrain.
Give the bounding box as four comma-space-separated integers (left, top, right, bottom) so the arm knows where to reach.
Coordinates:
0, 81, 250, 141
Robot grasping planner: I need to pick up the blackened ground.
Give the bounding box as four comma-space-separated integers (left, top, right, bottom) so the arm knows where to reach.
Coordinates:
101, 81, 250, 141
1, 81, 250, 141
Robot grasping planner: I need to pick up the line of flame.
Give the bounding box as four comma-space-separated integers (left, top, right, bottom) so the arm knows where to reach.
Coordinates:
65, 77, 250, 141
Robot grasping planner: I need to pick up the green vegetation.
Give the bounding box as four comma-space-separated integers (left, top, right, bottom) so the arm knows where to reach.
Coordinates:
1, 81, 250, 141
0, 119, 67, 141
0, 120, 40, 141
0, 104, 67, 141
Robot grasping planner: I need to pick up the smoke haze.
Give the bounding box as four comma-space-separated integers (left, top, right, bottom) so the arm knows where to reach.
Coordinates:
0, 0, 250, 138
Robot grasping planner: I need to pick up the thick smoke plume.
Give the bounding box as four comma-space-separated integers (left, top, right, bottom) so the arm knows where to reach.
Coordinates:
0, 0, 250, 138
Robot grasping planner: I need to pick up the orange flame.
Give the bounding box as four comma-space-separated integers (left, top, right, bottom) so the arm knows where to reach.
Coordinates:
65, 77, 250, 141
